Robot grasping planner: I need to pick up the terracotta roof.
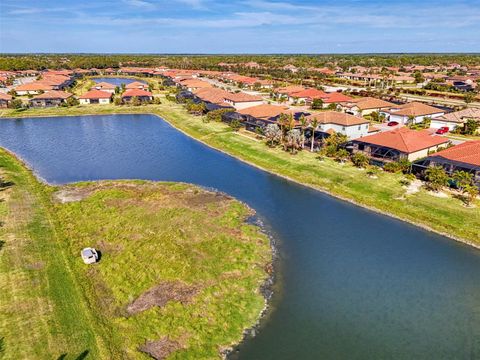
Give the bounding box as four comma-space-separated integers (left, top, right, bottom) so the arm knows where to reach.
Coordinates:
277, 85, 306, 95
31, 90, 72, 100
345, 97, 395, 110
322, 92, 353, 103
430, 140, 480, 167
121, 89, 153, 98
193, 87, 231, 106
125, 81, 147, 89
180, 79, 212, 89
92, 82, 116, 90
16, 81, 54, 91
385, 102, 444, 117
356, 127, 449, 153
290, 88, 327, 99
78, 89, 112, 100
306, 111, 369, 126
224, 92, 262, 103
0, 93, 12, 101
238, 104, 289, 119
438, 108, 480, 124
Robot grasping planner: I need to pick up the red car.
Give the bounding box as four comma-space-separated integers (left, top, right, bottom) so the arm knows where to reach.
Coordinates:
436, 126, 450, 134
387, 121, 399, 127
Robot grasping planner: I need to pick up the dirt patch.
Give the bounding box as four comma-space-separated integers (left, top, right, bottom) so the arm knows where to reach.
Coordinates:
138, 337, 183, 360
405, 180, 422, 195
182, 190, 231, 208
53, 188, 95, 203
126, 281, 200, 315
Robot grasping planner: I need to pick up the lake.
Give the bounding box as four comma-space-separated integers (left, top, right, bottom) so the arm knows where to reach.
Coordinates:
92, 77, 146, 86
0, 114, 479, 359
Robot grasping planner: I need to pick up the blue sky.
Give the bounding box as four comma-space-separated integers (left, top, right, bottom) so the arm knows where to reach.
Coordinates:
1, 0, 479, 53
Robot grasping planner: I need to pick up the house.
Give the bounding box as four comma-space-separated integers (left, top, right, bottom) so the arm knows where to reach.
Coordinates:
29, 90, 72, 107
78, 89, 112, 105
15, 81, 54, 95
0, 93, 12, 108
349, 127, 450, 162
430, 108, 480, 131
237, 104, 292, 132
91, 82, 116, 93
339, 97, 396, 117
121, 89, 153, 103
413, 140, 480, 188
321, 92, 353, 108
179, 79, 212, 92
126, 81, 148, 91
306, 111, 370, 139
381, 102, 445, 125
288, 88, 327, 105
223, 92, 263, 110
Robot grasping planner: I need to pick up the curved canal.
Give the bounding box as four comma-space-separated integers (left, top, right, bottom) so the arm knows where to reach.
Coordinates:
0, 114, 479, 359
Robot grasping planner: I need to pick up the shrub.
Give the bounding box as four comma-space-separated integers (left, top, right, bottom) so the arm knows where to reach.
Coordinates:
425, 166, 450, 192
351, 153, 369, 168
229, 119, 242, 131
206, 109, 234, 123
8, 98, 23, 109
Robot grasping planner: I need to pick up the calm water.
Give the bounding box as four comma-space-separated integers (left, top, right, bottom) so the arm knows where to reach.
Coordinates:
92, 77, 146, 86
1, 114, 480, 359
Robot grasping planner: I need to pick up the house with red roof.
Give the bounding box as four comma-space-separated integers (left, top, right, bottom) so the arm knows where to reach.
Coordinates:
288, 88, 328, 105
29, 90, 72, 107
349, 127, 450, 162
0, 93, 13, 108
121, 89, 153, 103
91, 82, 116, 93
78, 90, 112, 105
125, 81, 148, 91
413, 140, 480, 188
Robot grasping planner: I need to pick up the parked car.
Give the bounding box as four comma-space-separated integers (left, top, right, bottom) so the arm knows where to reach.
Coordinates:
81, 247, 99, 264
436, 126, 450, 134
387, 121, 399, 127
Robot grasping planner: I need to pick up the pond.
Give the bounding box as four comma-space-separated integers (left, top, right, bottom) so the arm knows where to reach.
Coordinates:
91, 77, 146, 86
0, 114, 479, 359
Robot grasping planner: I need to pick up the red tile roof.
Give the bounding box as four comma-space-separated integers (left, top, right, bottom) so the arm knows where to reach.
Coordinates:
431, 140, 480, 167
0, 93, 13, 101
79, 89, 112, 100
290, 88, 327, 99
322, 92, 353, 103
224, 92, 262, 103
92, 82, 116, 90
121, 89, 153, 98
238, 104, 289, 119
357, 127, 449, 153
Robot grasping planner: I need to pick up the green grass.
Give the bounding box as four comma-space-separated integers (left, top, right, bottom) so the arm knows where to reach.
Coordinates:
0, 151, 271, 359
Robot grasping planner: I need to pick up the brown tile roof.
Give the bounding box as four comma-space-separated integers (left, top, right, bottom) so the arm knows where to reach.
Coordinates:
345, 97, 395, 110
277, 85, 306, 96
193, 87, 231, 106
92, 82, 116, 90
322, 92, 353, 103
238, 104, 289, 119
438, 108, 480, 124
306, 111, 369, 126
78, 89, 112, 100
224, 92, 262, 103
31, 90, 72, 100
125, 81, 147, 89
385, 102, 444, 117
357, 127, 449, 153
180, 79, 212, 89
431, 140, 480, 167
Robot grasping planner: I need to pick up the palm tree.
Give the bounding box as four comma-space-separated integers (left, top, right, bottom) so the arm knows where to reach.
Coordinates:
309, 118, 319, 152
299, 114, 307, 149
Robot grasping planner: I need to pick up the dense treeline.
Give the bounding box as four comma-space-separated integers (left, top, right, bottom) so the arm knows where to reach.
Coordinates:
1, 53, 480, 71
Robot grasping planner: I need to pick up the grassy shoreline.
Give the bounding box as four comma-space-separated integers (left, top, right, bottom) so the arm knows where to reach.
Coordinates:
0, 148, 271, 359
0, 99, 479, 248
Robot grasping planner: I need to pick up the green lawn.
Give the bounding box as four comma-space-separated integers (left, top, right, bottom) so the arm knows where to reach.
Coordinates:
0, 150, 271, 359
0, 85, 479, 245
